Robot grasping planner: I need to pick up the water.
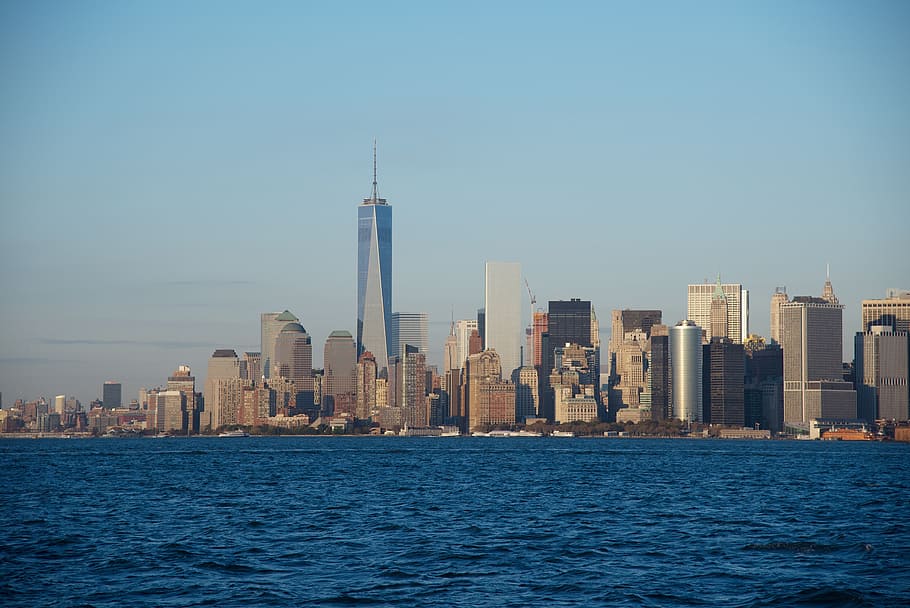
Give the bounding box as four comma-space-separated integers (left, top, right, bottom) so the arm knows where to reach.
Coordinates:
1, 437, 908, 607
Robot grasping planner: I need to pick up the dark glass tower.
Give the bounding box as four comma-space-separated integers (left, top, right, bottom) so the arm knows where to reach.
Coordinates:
357, 142, 392, 372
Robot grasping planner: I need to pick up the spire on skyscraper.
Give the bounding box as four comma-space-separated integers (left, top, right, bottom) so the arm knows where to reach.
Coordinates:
371, 138, 379, 203
713, 274, 726, 300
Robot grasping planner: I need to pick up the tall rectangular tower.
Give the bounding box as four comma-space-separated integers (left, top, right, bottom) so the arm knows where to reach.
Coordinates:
688, 280, 743, 343
782, 297, 855, 424
391, 312, 429, 359
484, 262, 522, 377
357, 143, 392, 372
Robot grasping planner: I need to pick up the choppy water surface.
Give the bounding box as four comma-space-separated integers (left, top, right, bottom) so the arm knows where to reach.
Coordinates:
1, 437, 908, 607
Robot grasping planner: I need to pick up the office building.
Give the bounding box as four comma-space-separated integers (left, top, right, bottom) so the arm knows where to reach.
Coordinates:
273, 321, 314, 412
745, 342, 784, 433
741, 288, 750, 343
102, 381, 121, 409
707, 338, 745, 426
242, 352, 262, 383
670, 321, 703, 422
464, 350, 515, 431
514, 365, 539, 421
204, 349, 242, 431
357, 142, 392, 372
167, 365, 197, 433
261, 311, 298, 379
391, 312, 429, 359
550, 343, 600, 424
156, 390, 186, 434
484, 262, 522, 377
782, 292, 856, 425
770, 288, 788, 344
454, 319, 479, 369
862, 290, 910, 334
355, 351, 378, 420
688, 279, 744, 343
531, 311, 548, 368
855, 326, 909, 422
54, 395, 65, 416
545, 299, 599, 419
324, 330, 356, 416
649, 324, 671, 420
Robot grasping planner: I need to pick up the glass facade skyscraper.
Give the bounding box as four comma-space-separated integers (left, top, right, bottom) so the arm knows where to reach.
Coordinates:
357, 147, 392, 372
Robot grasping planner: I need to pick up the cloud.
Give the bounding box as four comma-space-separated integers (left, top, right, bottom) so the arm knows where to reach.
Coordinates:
41, 338, 214, 349
0, 357, 52, 364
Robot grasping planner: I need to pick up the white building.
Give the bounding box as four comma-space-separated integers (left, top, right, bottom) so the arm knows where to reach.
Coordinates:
484, 261, 522, 378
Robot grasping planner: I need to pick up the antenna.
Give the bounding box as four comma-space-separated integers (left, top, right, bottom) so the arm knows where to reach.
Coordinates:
371, 138, 378, 202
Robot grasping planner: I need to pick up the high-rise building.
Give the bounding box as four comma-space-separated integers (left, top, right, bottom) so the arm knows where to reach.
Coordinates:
156, 390, 186, 434
484, 262, 522, 377
770, 287, 788, 344
242, 352, 262, 383
670, 320, 703, 422
531, 312, 548, 368
550, 343, 600, 424
443, 325, 458, 375
649, 325, 671, 420
454, 319, 479, 369
168, 365, 197, 433
324, 330, 356, 416
390, 312, 429, 359
357, 142, 392, 372
514, 365, 539, 421
688, 280, 744, 343
855, 326, 909, 422
261, 311, 298, 379
355, 351, 378, 420
707, 339, 745, 426
102, 381, 121, 409
273, 322, 314, 414
782, 292, 856, 425
204, 350, 242, 431
741, 288, 750, 343
54, 395, 65, 416
710, 279, 729, 343
862, 290, 910, 334
464, 349, 515, 431
545, 299, 599, 419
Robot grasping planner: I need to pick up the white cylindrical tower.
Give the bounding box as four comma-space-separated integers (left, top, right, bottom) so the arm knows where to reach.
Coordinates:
670, 320, 703, 422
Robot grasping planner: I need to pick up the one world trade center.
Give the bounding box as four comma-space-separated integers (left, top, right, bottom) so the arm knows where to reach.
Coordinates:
357, 142, 392, 372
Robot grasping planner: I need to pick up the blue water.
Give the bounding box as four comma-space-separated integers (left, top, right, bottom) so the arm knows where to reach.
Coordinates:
1, 437, 908, 607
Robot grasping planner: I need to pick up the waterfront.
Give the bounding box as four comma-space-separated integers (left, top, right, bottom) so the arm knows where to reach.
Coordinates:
1, 437, 908, 607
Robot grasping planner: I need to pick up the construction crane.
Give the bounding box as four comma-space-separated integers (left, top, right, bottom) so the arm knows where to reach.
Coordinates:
524, 278, 536, 311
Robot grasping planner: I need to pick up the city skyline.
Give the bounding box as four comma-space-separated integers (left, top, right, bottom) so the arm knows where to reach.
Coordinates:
2, 2, 908, 403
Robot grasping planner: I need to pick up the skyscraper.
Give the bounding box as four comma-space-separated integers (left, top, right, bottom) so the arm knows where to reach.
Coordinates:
688, 279, 744, 344
855, 326, 909, 422
324, 330, 357, 416
390, 312, 429, 359
102, 381, 121, 409
454, 319, 479, 369
862, 290, 910, 334
781, 291, 855, 425
670, 320, 703, 422
168, 365, 197, 433
649, 324, 671, 420
357, 142, 392, 372
273, 322, 314, 413
261, 311, 298, 379
770, 287, 789, 344
707, 338, 745, 426
204, 350, 242, 431
484, 262, 522, 377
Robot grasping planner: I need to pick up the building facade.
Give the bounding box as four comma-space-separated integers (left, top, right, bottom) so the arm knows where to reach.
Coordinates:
688, 280, 744, 344
357, 146, 393, 372
670, 320, 703, 422
781, 296, 856, 425
390, 312, 429, 359
484, 262, 522, 378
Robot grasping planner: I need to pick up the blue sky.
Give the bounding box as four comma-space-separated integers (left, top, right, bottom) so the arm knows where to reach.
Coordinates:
1, 1, 908, 404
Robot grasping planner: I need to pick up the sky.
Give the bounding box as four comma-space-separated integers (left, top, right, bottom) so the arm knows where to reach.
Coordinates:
1, 1, 908, 405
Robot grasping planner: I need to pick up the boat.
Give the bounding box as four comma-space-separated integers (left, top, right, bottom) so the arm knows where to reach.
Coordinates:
218, 430, 250, 437
551, 430, 576, 438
